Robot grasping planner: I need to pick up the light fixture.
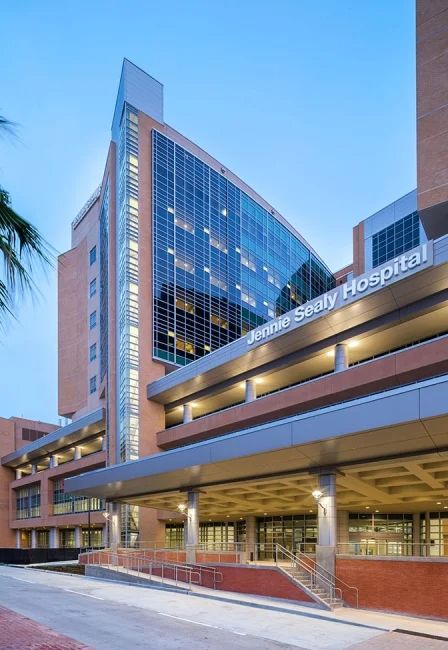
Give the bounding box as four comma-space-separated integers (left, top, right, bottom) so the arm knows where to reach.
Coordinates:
177, 503, 186, 513
375, 510, 379, 513
101, 512, 110, 520
326, 350, 335, 357
311, 489, 326, 515
365, 506, 370, 510
437, 501, 442, 505
348, 340, 359, 348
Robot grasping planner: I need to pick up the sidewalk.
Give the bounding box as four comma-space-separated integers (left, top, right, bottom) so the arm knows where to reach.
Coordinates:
0, 605, 91, 649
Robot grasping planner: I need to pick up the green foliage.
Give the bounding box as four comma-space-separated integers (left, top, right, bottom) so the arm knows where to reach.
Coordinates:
0, 116, 52, 318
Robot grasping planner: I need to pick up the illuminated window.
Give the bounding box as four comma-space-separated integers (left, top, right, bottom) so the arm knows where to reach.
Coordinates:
176, 337, 194, 355
211, 314, 228, 329
176, 298, 195, 314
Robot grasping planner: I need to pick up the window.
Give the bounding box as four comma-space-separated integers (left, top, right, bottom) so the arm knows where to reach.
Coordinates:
372, 213, 420, 268
89, 278, 97, 298
175, 298, 194, 314
16, 484, 40, 519
90, 375, 97, 394
53, 478, 104, 516
22, 428, 48, 442
90, 343, 97, 362
89, 246, 97, 265
89, 311, 97, 329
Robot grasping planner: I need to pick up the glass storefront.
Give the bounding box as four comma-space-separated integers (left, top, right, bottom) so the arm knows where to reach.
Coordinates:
165, 521, 238, 548
421, 513, 448, 556
256, 515, 317, 559
348, 513, 413, 555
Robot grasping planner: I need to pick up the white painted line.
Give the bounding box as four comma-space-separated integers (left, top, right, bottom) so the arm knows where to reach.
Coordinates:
12, 577, 36, 584
63, 588, 104, 600
157, 612, 217, 628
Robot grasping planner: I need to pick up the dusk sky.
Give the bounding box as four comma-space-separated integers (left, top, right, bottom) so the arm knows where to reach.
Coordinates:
0, 0, 416, 423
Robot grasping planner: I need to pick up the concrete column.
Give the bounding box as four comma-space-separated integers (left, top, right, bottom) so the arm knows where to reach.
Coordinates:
31, 464, 37, 475
334, 344, 348, 372
74, 526, 82, 549
50, 455, 58, 468
183, 403, 193, 424
186, 490, 200, 563
336, 510, 349, 554
412, 513, 421, 556
245, 515, 257, 562
101, 436, 107, 452
31, 529, 38, 549
316, 473, 337, 576
49, 527, 59, 549
245, 379, 256, 403
424, 512, 431, 557
15, 469, 22, 480
110, 503, 120, 552
74, 446, 82, 461
16, 530, 21, 549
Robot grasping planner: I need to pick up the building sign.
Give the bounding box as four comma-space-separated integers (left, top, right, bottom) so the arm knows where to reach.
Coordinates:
247, 242, 433, 346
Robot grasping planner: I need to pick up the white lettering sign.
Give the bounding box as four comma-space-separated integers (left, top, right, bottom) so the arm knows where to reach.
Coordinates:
247, 243, 431, 346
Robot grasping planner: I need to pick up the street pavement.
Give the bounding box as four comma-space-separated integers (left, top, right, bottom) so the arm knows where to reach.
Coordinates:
0, 564, 444, 650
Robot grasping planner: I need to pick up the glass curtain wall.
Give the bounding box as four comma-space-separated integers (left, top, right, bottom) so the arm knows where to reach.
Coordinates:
152, 130, 335, 366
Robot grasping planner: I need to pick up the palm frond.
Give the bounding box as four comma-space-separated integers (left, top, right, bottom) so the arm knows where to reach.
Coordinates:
0, 190, 53, 318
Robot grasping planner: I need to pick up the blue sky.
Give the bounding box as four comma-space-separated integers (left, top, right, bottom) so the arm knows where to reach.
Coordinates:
0, 0, 416, 423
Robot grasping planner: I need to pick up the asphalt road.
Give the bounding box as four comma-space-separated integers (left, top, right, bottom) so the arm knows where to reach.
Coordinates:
0, 565, 383, 650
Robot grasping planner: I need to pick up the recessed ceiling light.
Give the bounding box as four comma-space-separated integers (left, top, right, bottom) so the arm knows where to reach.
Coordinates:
365, 506, 370, 510
437, 501, 442, 505
375, 510, 379, 513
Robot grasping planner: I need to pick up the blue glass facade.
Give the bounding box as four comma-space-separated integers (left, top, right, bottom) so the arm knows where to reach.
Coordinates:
152, 130, 335, 365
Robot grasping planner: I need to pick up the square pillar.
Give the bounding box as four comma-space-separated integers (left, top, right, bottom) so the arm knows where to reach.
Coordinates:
31, 529, 38, 549
110, 503, 120, 552
316, 473, 337, 577
245, 515, 257, 562
74, 446, 82, 461
74, 526, 82, 549
186, 490, 199, 563
49, 527, 59, 549
16, 529, 21, 549
337, 510, 349, 554
413, 513, 421, 556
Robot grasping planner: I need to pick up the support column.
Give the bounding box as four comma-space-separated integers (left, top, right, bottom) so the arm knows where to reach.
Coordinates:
49, 527, 59, 549
16, 530, 21, 549
101, 436, 107, 452
31, 464, 37, 475
424, 512, 431, 557
334, 344, 348, 372
110, 503, 120, 553
245, 379, 256, 403
336, 510, 349, 554
316, 473, 337, 576
31, 529, 37, 549
183, 403, 193, 424
186, 490, 199, 563
15, 469, 22, 480
245, 515, 256, 562
50, 455, 58, 468
74, 446, 82, 461
412, 513, 421, 556
74, 526, 82, 549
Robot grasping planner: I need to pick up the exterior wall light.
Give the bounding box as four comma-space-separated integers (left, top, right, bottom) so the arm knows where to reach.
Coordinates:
312, 489, 327, 516
177, 503, 186, 513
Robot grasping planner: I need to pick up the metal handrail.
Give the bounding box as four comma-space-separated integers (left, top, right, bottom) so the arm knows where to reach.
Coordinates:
275, 544, 341, 603
81, 550, 223, 589
128, 552, 223, 588
275, 544, 359, 607
296, 546, 359, 608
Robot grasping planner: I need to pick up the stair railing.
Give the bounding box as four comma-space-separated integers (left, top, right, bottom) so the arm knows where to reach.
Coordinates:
275, 544, 342, 604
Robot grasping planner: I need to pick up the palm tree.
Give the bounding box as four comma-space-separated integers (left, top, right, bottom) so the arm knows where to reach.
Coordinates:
0, 116, 51, 318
